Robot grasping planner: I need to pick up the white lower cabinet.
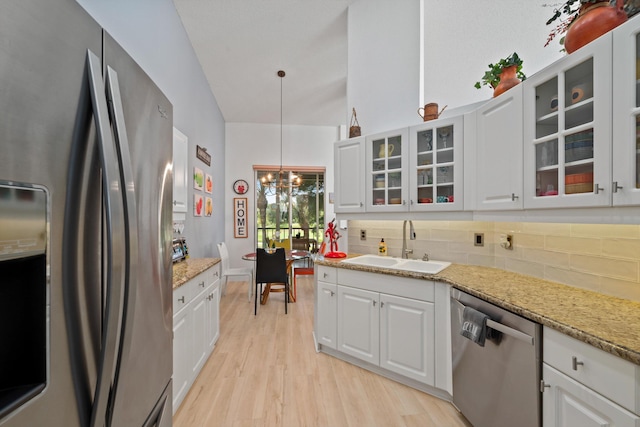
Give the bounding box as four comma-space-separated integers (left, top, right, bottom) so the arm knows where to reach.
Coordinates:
379, 293, 434, 384
172, 263, 220, 413
543, 364, 639, 427
542, 327, 640, 427
337, 285, 380, 364
316, 266, 442, 390
316, 280, 337, 349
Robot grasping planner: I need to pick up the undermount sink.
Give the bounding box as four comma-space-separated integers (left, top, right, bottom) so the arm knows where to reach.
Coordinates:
341, 255, 451, 274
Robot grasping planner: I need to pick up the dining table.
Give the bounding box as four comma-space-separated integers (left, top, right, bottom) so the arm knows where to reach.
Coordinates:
242, 249, 310, 304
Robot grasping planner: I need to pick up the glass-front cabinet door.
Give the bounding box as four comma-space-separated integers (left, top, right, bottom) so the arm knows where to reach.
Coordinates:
612, 16, 640, 206
409, 116, 463, 211
523, 34, 611, 209
365, 128, 409, 212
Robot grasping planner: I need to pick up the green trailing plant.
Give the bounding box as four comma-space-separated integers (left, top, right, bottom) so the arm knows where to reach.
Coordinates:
474, 52, 526, 90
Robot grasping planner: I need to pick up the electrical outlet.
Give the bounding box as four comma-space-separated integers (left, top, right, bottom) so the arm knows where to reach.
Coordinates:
500, 234, 513, 250
474, 233, 484, 247
360, 229, 366, 240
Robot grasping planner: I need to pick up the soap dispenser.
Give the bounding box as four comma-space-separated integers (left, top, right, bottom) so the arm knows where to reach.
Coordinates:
378, 238, 387, 256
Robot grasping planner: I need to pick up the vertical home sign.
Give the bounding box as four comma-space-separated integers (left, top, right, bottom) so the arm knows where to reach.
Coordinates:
234, 198, 248, 238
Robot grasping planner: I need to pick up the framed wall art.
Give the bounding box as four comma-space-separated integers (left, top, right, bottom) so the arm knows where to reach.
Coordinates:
193, 167, 204, 191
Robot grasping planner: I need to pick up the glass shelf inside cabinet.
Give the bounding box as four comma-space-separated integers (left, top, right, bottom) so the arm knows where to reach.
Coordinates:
564, 128, 594, 195
535, 77, 559, 139
564, 58, 594, 131
535, 139, 559, 197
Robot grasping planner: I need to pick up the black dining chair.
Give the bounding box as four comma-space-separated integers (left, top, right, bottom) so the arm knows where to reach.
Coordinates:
254, 248, 289, 315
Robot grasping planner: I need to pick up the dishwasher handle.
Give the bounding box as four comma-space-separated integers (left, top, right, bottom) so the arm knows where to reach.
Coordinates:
486, 319, 534, 346
454, 298, 535, 346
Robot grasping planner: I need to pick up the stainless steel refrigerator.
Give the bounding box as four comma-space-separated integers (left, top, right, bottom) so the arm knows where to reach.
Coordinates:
0, 1, 174, 426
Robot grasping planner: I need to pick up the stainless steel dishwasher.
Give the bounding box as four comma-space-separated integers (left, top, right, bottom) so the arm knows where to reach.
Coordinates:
451, 289, 542, 427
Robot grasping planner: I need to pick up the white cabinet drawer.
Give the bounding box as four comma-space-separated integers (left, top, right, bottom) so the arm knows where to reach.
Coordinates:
173, 280, 195, 314
544, 327, 640, 414
317, 266, 337, 283
173, 267, 216, 314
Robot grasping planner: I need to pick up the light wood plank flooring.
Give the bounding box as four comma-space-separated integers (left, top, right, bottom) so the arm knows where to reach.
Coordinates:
172, 275, 471, 427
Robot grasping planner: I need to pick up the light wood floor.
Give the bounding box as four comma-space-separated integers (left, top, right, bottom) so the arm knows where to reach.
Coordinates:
172, 275, 471, 427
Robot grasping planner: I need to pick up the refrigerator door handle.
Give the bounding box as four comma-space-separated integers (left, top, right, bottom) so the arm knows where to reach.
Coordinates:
86, 49, 128, 427
104, 64, 140, 398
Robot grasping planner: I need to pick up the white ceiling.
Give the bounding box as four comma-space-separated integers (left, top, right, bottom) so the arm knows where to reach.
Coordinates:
172, 0, 356, 127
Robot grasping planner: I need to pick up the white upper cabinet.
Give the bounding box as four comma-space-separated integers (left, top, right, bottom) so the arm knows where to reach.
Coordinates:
612, 17, 640, 205
472, 85, 524, 210
523, 34, 612, 209
365, 128, 410, 212
408, 116, 464, 211
172, 127, 189, 213
334, 137, 365, 213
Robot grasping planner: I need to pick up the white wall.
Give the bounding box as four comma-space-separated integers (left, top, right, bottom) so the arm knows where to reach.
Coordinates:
347, 0, 421, 135
76, 0, 226, 258
423, 0, 565, 109
346, 0, 566, 135
225, 123, 338, 267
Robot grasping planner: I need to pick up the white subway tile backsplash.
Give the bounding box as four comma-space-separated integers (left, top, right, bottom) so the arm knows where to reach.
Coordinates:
348, 219, 640, 302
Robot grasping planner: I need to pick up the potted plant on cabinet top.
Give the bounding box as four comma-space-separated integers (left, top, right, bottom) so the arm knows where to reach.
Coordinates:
474, 52, 526, 98
545, 0, 627, 53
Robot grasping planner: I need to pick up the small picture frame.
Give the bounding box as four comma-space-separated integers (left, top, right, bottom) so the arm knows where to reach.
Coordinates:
194, 167, 204, 191
205, 174, 213, 194
194, 194, 203, 217
205, 197, 213, 217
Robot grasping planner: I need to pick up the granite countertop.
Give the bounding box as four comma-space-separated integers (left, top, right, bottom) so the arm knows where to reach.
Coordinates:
316, 256, 640, 366
172, 257, 220, 289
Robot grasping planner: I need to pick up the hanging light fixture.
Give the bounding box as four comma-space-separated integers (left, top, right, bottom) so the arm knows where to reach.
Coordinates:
260, 70, 301, 195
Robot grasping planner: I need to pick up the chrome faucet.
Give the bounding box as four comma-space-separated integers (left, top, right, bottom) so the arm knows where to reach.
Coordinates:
402, 220, 416, 259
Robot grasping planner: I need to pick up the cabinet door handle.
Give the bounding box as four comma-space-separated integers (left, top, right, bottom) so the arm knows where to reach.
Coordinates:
613, 181, 623, 193
372, 300, 377, 307
199, 281, 205, 287
323, 273, 329, 278
594, 183, 604, 194
572, 356, 584, 370
178, 296, 185, 303
402, 200, 406, 205
540, 380, 551, 393
380, 301, 384, 308
329, 291, 335, 296
360, 202, 363, 207
511, 193, 519, 201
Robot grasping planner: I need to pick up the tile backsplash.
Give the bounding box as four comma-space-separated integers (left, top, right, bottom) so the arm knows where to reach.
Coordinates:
348, 220, 640, 302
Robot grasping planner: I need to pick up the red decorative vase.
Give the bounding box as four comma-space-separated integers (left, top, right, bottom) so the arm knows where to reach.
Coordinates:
493, 65, 521, 98
564, 0, 627, 54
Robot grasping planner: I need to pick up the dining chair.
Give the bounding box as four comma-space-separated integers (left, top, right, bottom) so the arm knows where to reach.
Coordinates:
254, 248, 289, 315
292, 264, 314, 302
217, 242, 253, 301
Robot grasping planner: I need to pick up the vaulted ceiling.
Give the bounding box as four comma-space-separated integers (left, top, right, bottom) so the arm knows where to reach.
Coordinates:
172, 0, 357, 127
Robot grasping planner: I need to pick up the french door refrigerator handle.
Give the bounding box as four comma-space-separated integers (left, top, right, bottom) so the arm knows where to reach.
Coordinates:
86, 49, 127, 427
105, 65, 140, 401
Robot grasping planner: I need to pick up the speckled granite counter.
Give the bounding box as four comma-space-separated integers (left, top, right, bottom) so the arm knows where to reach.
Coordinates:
172, 257, 220, 289
316, 256, 640, 366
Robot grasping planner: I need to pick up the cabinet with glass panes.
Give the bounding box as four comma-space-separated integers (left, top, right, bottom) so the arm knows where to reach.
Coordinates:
409, 116, 463, 211
365, 128, 409, 212
612, 14, 640, 205
523, 33, 612, 209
